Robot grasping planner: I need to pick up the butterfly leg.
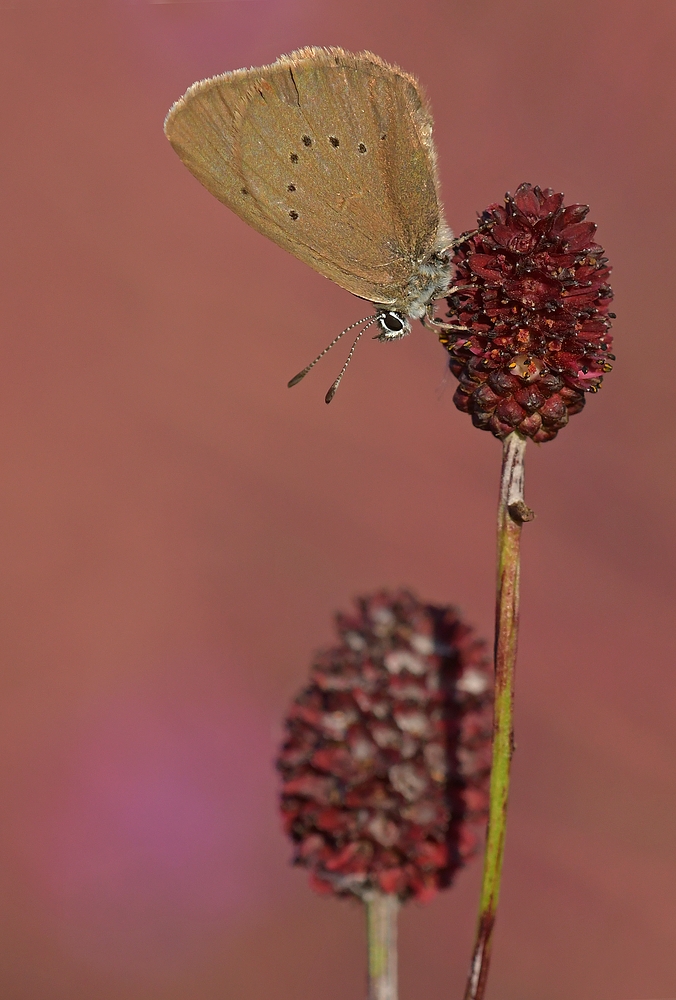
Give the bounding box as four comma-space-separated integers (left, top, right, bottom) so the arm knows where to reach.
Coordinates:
437, 226, 487, 254
432, 284, 476, 300
423, 302, 471, 333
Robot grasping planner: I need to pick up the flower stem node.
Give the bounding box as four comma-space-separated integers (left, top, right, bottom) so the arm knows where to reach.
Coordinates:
507, 500, 535, 524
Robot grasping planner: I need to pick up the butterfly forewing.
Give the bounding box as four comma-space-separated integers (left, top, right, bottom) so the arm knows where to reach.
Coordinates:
164, 47, 443, 307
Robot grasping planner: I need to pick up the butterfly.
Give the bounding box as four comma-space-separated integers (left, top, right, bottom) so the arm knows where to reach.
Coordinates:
165, 46, 463, 401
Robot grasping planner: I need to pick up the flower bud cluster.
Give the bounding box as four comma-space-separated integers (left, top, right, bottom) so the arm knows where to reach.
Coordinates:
441, 183, 614, 441
278, 590, 492, 901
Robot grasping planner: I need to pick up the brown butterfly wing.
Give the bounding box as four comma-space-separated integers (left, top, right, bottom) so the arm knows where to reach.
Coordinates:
164, 47, 444, 307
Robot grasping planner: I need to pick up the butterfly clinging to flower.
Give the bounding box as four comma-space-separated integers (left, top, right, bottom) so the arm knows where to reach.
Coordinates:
165, 46, 463, 401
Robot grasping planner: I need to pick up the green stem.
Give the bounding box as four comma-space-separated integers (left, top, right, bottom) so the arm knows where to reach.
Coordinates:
366, 891, 399, 1000
463, 432, 532, 1000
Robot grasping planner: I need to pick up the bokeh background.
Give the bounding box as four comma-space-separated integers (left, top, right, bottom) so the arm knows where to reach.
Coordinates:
0, 1, 674, 997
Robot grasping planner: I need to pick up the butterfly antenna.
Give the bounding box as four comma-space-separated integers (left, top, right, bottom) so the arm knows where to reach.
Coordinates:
324, 317, 378, 404
287, 315, 374, 388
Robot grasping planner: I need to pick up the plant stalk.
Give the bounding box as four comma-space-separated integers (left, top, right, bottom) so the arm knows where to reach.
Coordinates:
366, 891, 400, 1000
463, 431, 531, 1000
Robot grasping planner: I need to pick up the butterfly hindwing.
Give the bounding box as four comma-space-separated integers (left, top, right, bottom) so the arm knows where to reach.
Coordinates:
164, 47, 444, 306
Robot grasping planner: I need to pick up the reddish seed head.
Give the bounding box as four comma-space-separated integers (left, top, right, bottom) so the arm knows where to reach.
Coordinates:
440, 183, 615, 442
277, 590, 493, 902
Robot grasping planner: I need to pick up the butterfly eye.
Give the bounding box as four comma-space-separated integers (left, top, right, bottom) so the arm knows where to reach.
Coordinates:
375, 311, 409, 341
384, 313, 404, 332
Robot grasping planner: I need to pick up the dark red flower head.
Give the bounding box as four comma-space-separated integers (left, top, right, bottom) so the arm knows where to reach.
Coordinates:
440, 183, 615, 442
277, 590, 492, 903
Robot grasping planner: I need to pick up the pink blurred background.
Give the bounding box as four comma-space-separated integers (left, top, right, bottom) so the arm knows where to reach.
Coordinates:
0, 1, 674, 997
